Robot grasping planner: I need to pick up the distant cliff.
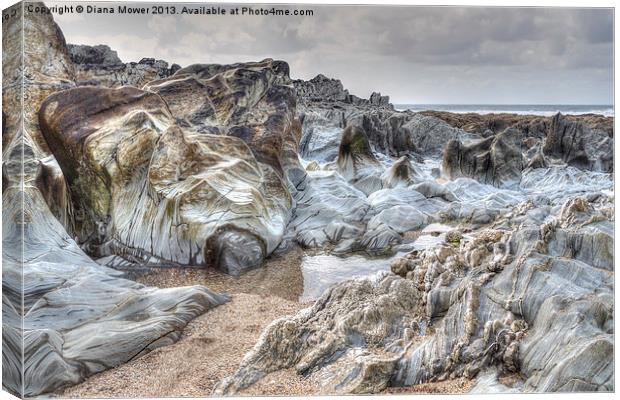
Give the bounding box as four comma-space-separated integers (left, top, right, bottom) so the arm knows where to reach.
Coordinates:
292, 73, 392, 108
67, 44, 181, 87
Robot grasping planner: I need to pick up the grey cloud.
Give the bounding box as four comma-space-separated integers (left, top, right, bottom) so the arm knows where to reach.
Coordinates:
53, 2, 613, 104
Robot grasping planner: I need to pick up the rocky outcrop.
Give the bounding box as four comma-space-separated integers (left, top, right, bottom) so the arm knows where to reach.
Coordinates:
381, 156, 422, 188
2, 4, 77, 392
217, 193, 614, 394
294, 74, 390, 107
68, 44, 124, 66
543, 113, 613, 172
424, 111, 613, 173
2, 3, 615, 397
295, 81, 476, 160
335, 125, 383, 194
39, 81, 293, 275
421, 110, 613, 138
2, 4, 227, 397
215, 273, 424, 395
143, 59, 302, 186
294, 74, 350, 102
68, 44, 180, 88
442, 130, 525, 188
3, 187, 227, 397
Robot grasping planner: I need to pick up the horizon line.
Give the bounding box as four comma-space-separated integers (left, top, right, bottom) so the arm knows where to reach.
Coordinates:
392, 103, 614, 107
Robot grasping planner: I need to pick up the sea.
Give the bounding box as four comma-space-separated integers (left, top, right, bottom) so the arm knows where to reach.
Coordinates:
394, 104, 614, 117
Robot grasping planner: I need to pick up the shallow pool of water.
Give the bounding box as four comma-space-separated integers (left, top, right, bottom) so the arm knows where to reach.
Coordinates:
299, 224, 457, 302
299, 254, 392, 302
411, 223, 453, 251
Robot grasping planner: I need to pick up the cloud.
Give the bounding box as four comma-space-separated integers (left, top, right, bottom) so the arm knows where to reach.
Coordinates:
54, 4, 613, 104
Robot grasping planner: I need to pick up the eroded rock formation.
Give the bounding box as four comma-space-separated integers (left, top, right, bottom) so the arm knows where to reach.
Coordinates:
543, 113, 613, 172
1, 4, 615, 397
215, 273, 424, 395
69, 44, 180, 88
212, 69, 614, 395
2, 4, 227, 397
294, 73, 390, 107
442, 130, 525, 188
39, 82, 293, 275
218, 194, 614, 394
143, 59, 303, 187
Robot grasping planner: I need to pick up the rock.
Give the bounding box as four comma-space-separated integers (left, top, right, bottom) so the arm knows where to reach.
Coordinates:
214, 273, 423, 395
4, 4, 616, 396
67, 44, 123, 66
218, 192, 614, 394
543, 113, 613, 172
289, 170, 369, 249
294, 74, 392, 108
393, 195, 614, 391
391, 257, 416, 277
335, 125, 383, 194
526, 149, 548, 169
412, 181, 458, 202
381, 156, 422, 188
396, 114, 474, 156
369, 91, 390, 107
39, 85, 291, 274
68, 44, 179, 87
2, 5, 227, 397
3, 188, 227, 397
360, 225, 403, 255
313, 348, 399, 394
442, 130, 525, 188
367, 206, 428, 234
2, 6, 78, 393
420, 110, 613, 139
293, 74, 350, 102
34, 156, 73, 231
294, 73, 474, 160
143, 59, 302, 186
421, 111, 614, 174
298, 114, 343, 162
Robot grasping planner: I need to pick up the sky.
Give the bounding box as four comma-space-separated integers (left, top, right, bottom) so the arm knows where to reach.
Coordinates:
53, 2, 614, 104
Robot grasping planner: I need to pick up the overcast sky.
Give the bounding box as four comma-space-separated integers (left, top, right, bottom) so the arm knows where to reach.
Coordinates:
53, 2, 613, 104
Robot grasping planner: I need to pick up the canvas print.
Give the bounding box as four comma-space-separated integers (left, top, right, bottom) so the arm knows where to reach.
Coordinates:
1, 1, 614, 397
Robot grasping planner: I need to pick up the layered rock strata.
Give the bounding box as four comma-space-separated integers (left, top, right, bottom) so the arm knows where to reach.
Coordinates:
2, 4, 226, 397
143, 59, 303, 188
217, 194, 614, 394
39, 84, 292, 275
442, 130, 525, 188
1, 5, 615, 397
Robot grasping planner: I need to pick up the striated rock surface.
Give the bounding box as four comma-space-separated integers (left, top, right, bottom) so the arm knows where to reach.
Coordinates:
2, 5, 615, 397
442, 130, 525, 188
2, 3, 76, 391
294, 74, 478, 161
420, 110, 613, 138
543, 113, 613, 172
68, 44, 180, 88
215, 273, 424, 395
218, 194, 613, 394
143, 59, 302, 186
2, 4, 227, 397
335, 125, 383, 194
3, 188, 227, 397
39, 82, 293, 275
212, 72, 614, 395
